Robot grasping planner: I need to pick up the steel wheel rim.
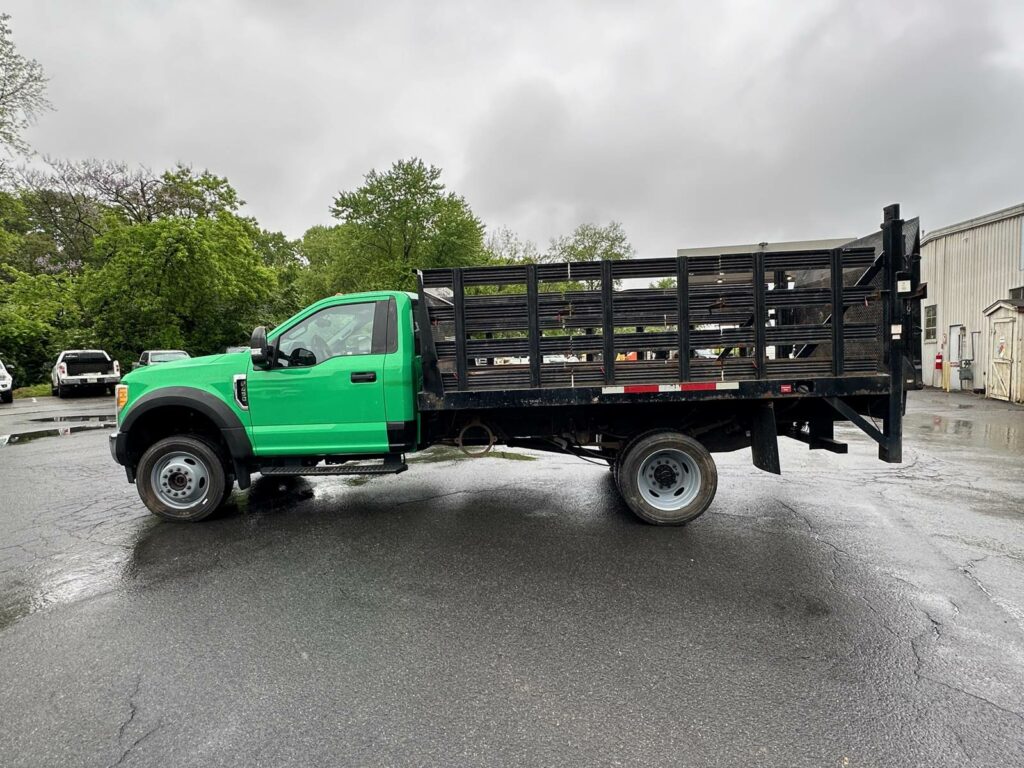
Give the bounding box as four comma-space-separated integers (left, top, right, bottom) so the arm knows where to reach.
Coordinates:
151, 451, 210, 509
637, 448, 701, 511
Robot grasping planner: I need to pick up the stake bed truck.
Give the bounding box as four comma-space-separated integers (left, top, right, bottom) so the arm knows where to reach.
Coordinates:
110, 205, 922, 525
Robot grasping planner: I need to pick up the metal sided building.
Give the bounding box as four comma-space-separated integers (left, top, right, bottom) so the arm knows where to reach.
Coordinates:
919, 203, 1024, 400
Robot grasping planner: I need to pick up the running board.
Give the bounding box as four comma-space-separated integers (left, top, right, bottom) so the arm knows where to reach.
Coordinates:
260, 458, 407, 477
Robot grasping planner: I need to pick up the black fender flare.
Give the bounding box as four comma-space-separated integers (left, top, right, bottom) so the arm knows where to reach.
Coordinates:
118, 387, 253, 488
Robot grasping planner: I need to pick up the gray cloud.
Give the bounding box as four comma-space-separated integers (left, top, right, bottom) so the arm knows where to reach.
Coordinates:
9, 0, 1024, 256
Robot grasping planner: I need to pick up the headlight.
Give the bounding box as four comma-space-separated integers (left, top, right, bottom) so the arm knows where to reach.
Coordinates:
115, 384, 129, 410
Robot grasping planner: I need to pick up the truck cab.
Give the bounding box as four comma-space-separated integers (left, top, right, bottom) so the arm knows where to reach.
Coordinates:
110, 291, 420, 521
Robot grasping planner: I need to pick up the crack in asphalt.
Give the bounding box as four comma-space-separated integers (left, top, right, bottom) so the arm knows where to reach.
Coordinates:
775, 494, 1020, 745
918, 673, 1024, 724
109, 675, 163, 768
109, 720, 163, 768
775, 500, 898, 634
116, 676, 142, 744
907, 603, 1024, 751
959, 556, 992, 599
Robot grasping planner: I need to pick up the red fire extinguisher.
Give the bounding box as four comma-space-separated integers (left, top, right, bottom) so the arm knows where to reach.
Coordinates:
934, 352, 943, 371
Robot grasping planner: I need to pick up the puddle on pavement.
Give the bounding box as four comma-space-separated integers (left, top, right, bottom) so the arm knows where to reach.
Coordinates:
914, 415, 1023, 451
0, 550, 130, 631
29, 414, 114, 423
0, 423, 115, 446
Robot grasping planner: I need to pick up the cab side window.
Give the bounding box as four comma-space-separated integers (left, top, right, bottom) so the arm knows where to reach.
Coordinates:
276, 302, 377, 367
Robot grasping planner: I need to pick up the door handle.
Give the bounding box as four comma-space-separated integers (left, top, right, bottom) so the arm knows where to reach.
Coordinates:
351, 371, 377, 383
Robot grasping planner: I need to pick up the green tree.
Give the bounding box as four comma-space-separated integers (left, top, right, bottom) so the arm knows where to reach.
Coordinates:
78, 213, 278, 364
156, 165, 242, 220
327, 158, 485, 292
297, 224, 358, 303
545, 221, 634, 263
0, 13, 51, 161
544, 221, 635, 290
485, 226, 539, 265
0, 265, 79, 382
252, 226, 304, 322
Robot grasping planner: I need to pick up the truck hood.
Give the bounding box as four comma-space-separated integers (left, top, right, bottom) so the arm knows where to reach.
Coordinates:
119, 351, 251, 426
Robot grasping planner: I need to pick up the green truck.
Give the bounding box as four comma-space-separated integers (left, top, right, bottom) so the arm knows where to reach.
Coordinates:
110, 206, 922, 526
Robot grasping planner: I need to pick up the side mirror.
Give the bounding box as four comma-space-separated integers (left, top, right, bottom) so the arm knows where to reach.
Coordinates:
132, 361, 141, 370
250, 326, 272, 369
289, 347, 317, 368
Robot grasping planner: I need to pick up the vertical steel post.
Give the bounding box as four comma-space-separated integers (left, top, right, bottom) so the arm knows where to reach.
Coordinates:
830, 248, 845, 376
452, 267, 468, 390
773, 269, 791, 358
676, 255, 690, 381
880, 204, 904, 462
752, 250, 767, 378
415, 270, 443, 396
601, 260, 615, 384
526, 264, 541, 388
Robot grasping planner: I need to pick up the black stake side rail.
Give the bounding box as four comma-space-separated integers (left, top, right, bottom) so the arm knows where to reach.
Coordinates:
415, 206, 922, 462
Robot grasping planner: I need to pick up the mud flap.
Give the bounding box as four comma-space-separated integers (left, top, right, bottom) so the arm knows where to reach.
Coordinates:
751, 402, 781, 475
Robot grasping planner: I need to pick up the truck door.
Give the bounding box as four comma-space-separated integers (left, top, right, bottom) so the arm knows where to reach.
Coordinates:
247, 300, 390, 455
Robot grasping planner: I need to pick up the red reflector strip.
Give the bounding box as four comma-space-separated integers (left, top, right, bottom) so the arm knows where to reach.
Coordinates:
780, 384, 793, 394
622, 384, 660, 394
680, 382, 717, 391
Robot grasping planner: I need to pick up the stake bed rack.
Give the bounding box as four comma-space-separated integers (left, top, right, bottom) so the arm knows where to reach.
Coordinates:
416, 205, 923, 464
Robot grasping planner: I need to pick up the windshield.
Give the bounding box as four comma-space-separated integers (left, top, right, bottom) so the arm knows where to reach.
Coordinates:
150, 351, 190, 363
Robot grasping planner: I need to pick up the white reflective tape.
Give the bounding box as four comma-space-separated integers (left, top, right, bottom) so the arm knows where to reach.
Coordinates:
659, 383, 681, 392
897, 279, 911, 293
715, 382, 740, 390
891, 324, 903, 337
602, 386, 625, 394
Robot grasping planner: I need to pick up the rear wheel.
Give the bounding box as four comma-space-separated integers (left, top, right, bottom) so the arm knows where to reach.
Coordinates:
136, 435, 228, 522
617, 431, 717, 525
56, 383, 65, 398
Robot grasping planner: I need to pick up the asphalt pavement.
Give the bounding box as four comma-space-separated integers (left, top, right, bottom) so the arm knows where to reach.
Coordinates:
0, 389, 1022, 767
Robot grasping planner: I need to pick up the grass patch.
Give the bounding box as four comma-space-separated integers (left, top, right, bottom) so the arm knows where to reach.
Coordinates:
13, 383, 51, 399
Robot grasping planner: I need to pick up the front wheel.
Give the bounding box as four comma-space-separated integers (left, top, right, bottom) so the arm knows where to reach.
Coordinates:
136, 436, 228, 522
617, 431, 718, 525
0, 391, 11, 404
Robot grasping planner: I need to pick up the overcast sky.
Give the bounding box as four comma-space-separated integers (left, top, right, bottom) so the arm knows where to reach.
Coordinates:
8, 0, 1024, 256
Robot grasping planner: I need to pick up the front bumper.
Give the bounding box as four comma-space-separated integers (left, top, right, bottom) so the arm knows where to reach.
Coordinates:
109, 431, 135, 482
61, 375, 120, 387
0, 380, 11, 392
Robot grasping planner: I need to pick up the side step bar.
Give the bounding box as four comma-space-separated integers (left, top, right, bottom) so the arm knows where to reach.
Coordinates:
261, 457, 408, 477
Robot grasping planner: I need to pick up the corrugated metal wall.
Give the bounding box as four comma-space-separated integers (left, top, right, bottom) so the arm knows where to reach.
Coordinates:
919, 210, 1024, 391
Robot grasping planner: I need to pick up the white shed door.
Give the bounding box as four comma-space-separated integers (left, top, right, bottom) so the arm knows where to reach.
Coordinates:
989, 318, 1014, 401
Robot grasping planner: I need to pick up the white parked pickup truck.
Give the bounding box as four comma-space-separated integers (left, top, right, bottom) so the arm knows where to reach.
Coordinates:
0, 358, 13, 404
51, 350, 121, 398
